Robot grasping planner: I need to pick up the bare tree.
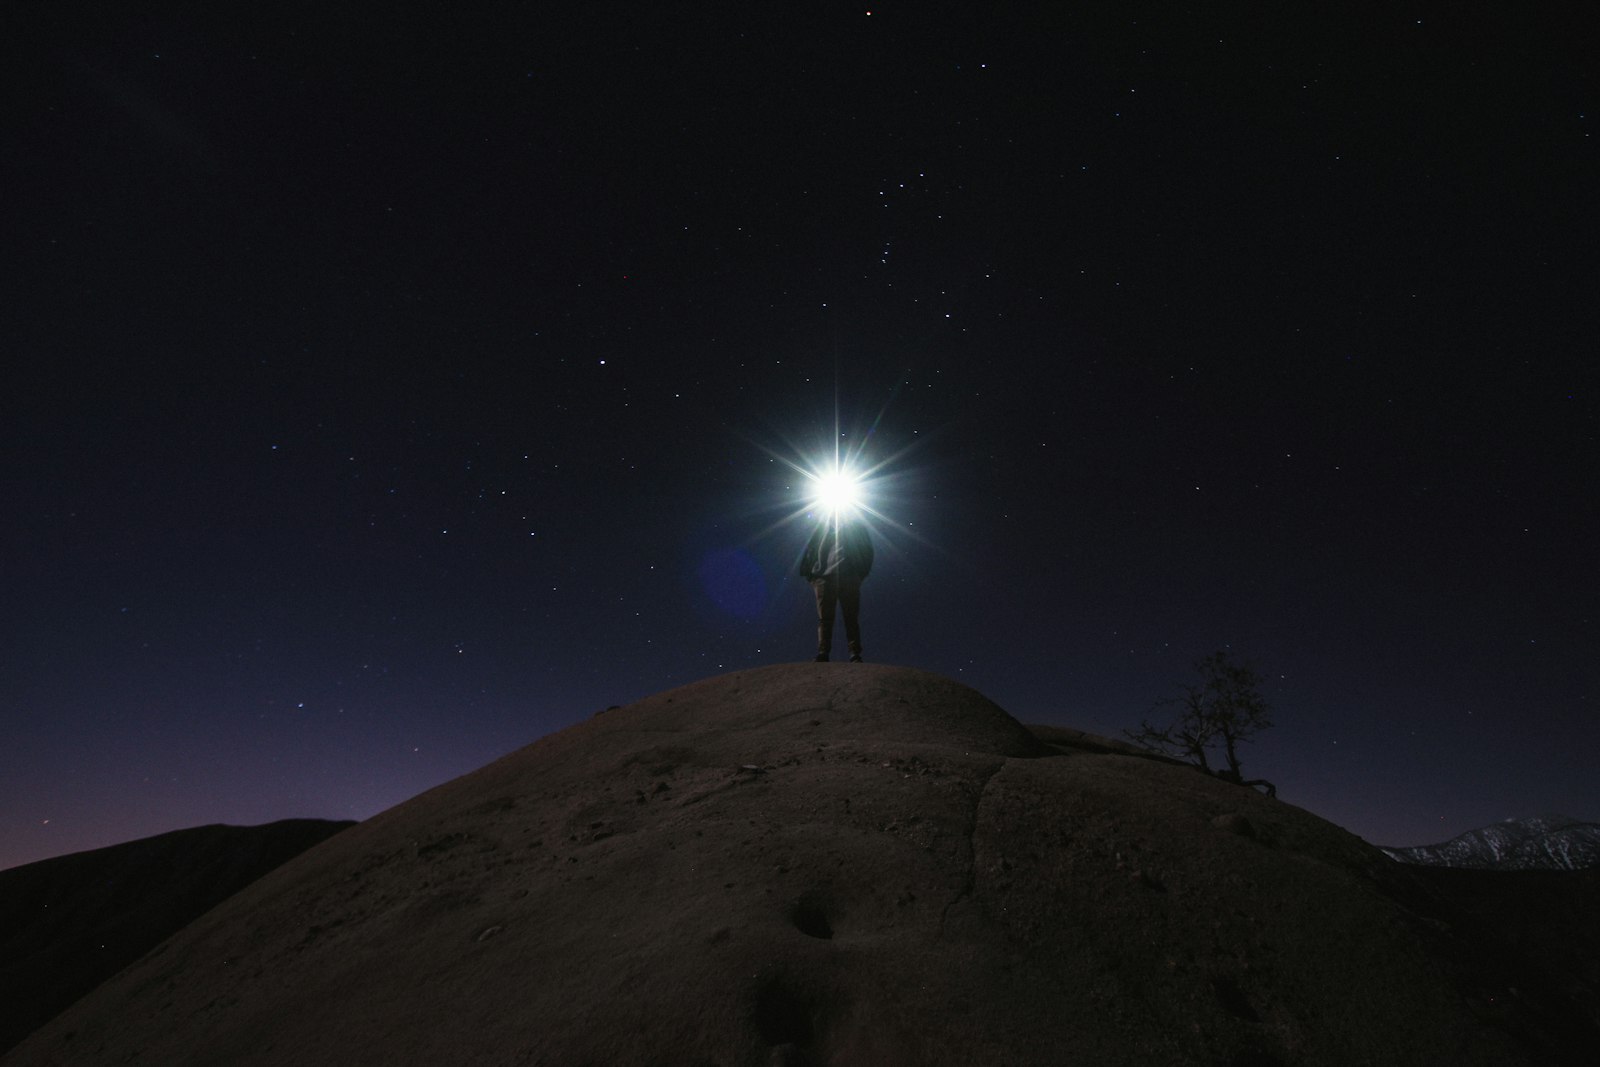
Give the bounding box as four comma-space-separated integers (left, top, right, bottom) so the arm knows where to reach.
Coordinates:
1126, 651, 1276, 796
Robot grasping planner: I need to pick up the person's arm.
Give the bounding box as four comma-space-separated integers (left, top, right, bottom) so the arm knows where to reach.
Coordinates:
798, 527, 822, 579
855, 526, 874, 580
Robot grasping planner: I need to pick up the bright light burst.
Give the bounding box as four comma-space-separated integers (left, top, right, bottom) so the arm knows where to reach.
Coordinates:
808, 464, 864, 516
738, 376, 944, 568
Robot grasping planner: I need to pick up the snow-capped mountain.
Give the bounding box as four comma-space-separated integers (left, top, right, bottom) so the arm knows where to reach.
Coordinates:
1381, 815, 1600, 871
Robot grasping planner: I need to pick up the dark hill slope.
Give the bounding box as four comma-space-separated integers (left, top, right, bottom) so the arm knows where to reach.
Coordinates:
5, 664, 1593, 1065
0, 818, 353, 1055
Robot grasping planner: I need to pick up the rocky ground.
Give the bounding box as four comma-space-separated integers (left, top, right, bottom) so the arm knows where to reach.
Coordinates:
5, 664, 1594, 1065
0, 818, 352, 1055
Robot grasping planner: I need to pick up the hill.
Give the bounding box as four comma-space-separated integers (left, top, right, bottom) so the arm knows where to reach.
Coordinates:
4, 664, 1594, 1065
0, 818, 353, 1055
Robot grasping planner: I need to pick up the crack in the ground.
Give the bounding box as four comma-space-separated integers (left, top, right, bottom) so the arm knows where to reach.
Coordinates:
938, 759, 1006, 938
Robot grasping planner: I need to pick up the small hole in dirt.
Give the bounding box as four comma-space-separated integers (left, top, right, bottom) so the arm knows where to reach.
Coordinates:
790, 893, 833, 939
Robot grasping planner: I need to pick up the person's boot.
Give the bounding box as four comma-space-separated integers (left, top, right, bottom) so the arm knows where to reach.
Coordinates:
816, 622, 834, 664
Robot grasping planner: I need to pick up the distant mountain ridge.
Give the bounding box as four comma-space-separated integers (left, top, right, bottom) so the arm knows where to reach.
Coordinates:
1383, 816, 1600, 871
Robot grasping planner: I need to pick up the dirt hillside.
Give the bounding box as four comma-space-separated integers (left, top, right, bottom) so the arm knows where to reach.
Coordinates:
0, 819, 352, 1055
7, 664, 1593, 1065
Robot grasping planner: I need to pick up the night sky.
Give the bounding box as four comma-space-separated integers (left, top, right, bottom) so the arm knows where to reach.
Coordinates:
4, 3, 1596, 871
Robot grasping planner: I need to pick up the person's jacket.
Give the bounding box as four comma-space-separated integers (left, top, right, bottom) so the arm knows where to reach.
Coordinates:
798, 517, 873, 581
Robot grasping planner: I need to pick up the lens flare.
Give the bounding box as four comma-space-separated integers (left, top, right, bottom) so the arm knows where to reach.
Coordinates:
808, 465, 863, 516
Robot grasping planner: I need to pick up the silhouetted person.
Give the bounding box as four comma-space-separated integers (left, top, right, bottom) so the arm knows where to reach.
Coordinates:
799, 512, 873, 662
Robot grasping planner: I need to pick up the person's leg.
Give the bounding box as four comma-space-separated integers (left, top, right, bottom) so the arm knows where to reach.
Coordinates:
838, 576, 863, 660
813, 578, 837, 660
